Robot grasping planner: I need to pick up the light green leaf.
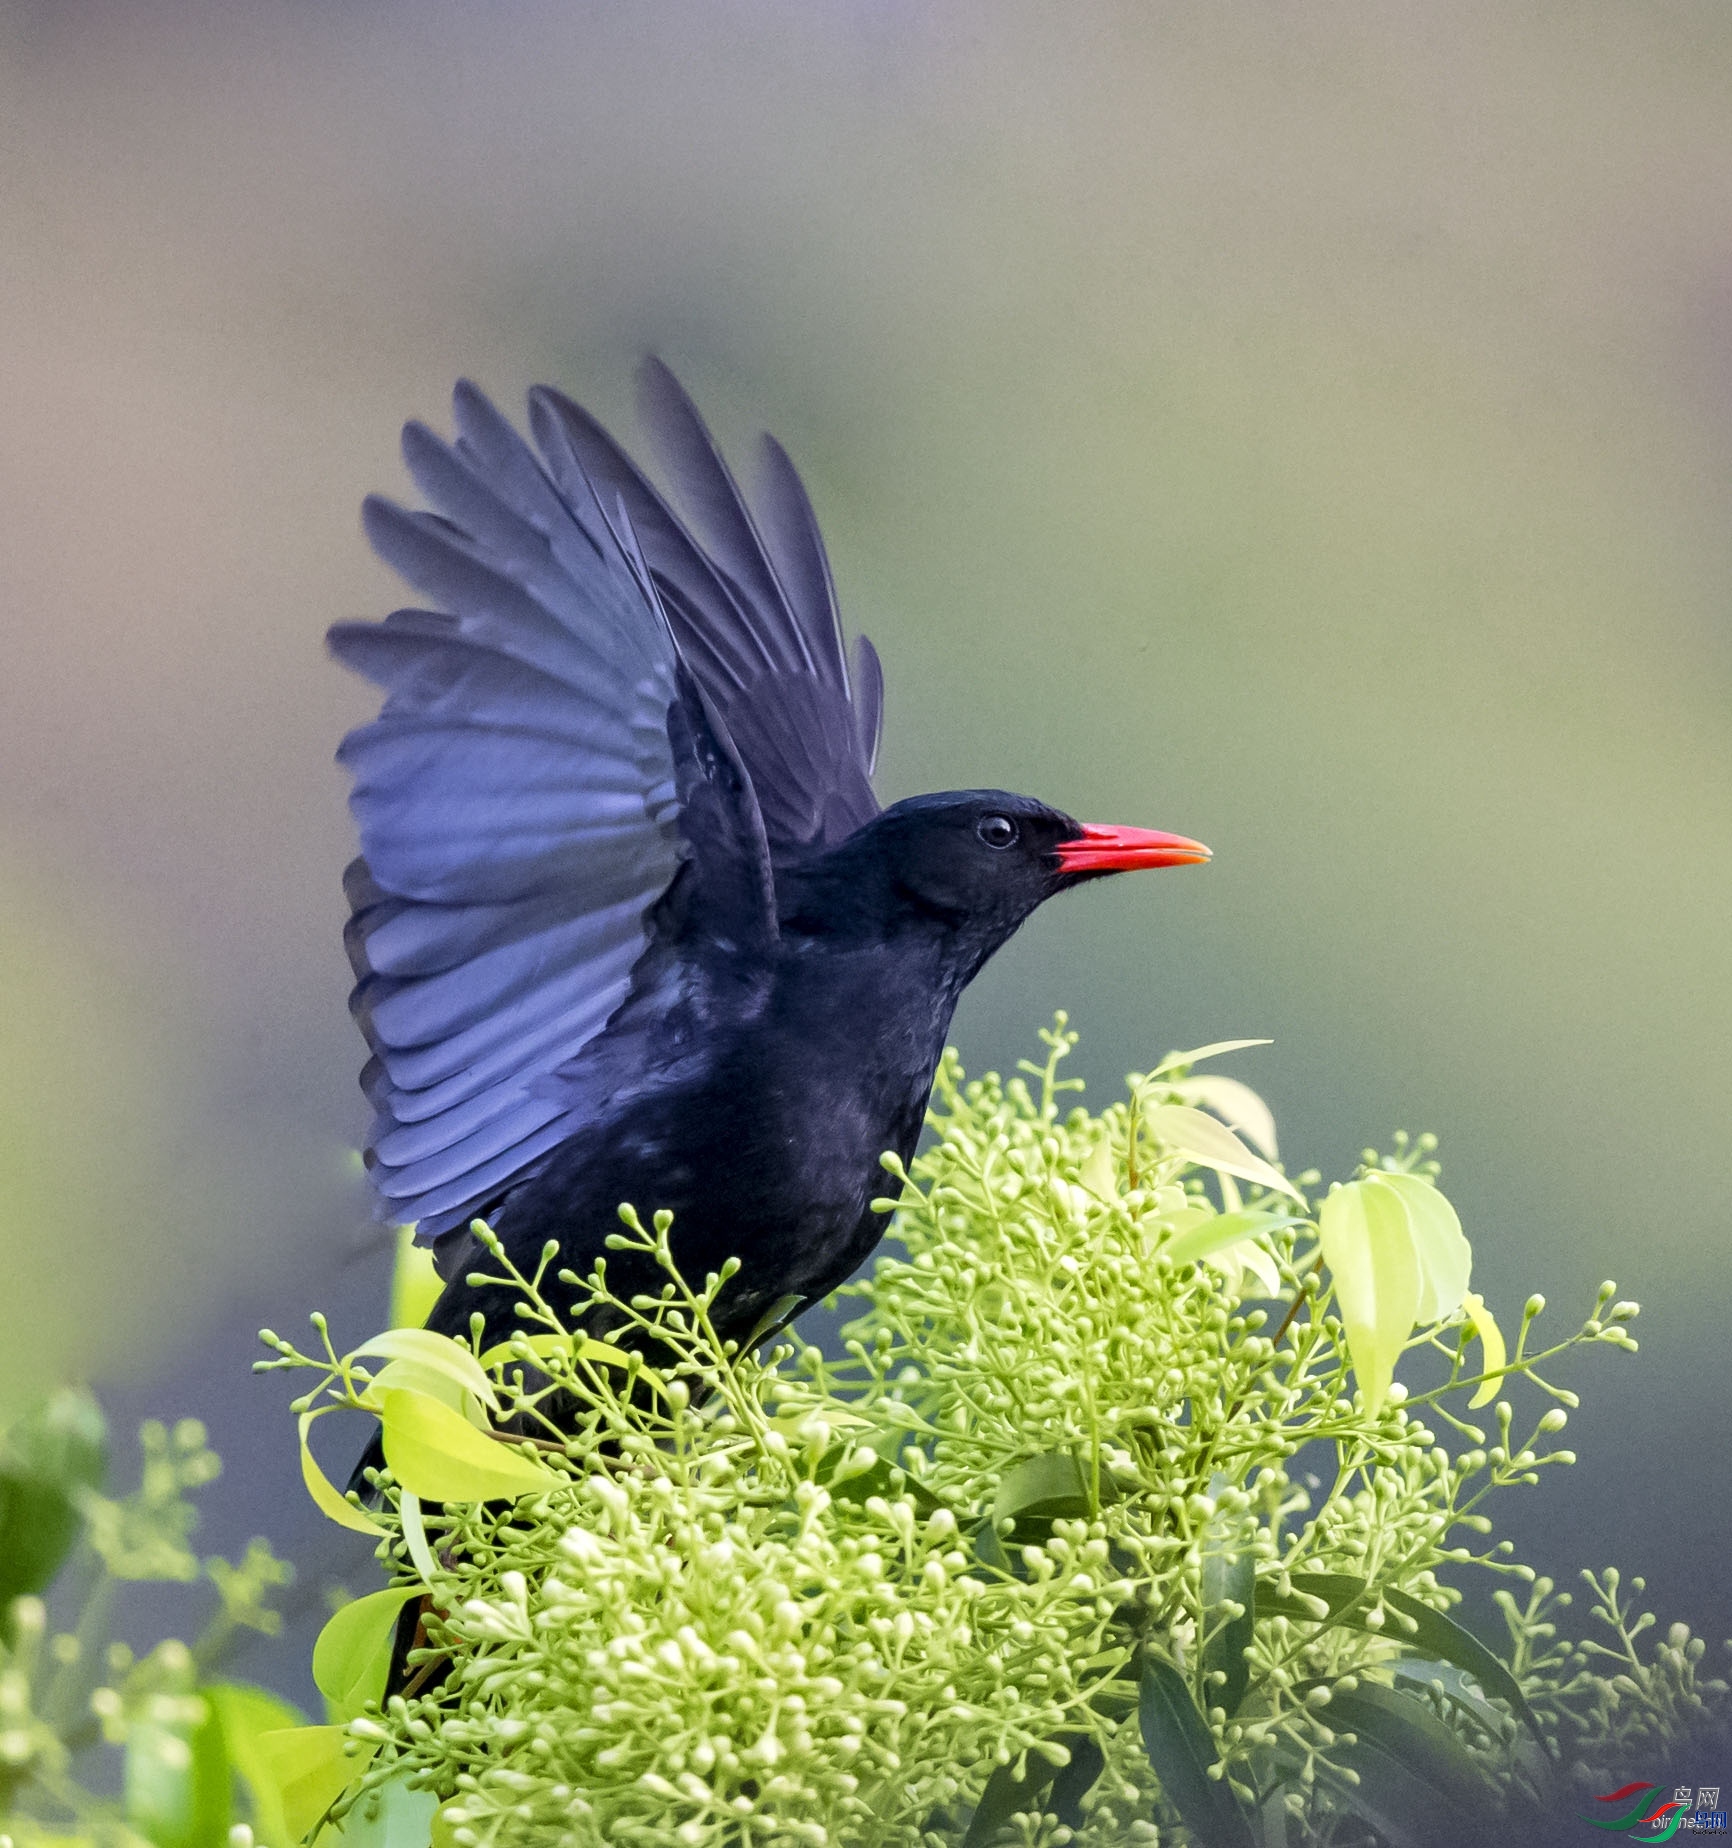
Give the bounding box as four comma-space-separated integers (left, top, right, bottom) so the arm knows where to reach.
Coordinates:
475, 1332, 665, 1397
299, 1412, 386, 1536
1371, 1173, 1471, 1323
1166, 1209, 1301, 1268
332, 1770, 439, 1848
389, 1225, 443, 1332
359, 1359, 480, 1423
203, 1681, 306, 1848
1462, 1291, 1507, 1409
1143, 1105, 1304, 1203
313, 1588, 423, 1720
1149, 1040, 1273, 1078
254, 1726, 375, 1847
378, 1389, 557, 1503
1233, 1238, 1283, 1299
1077, 1135, 1119, 1201
350, 1329, 499, 1415
992, 1451, 1091, 1527
1318, 1179, 1421, 1412
1164, 1074, 1279, 1160
398, 1491, 439, 1586
126, 1703, 231, 1848
1137, 1655, 1257, 1847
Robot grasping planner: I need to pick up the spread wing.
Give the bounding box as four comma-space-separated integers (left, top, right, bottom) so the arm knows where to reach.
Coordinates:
329, 373, 878, 1239
530, 359, 883, 857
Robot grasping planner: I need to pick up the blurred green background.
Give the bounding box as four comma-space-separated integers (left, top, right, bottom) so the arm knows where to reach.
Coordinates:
1, 0, 1727, 1692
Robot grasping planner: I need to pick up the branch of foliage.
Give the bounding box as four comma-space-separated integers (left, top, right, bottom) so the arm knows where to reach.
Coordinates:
254, 1019, 1728, 1848
0, 1394, 296, 1848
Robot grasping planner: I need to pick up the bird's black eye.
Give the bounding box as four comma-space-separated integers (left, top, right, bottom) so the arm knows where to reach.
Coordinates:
977, 813, 1019, 849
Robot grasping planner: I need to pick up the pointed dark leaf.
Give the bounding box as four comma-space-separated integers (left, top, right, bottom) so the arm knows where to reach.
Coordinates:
1138, 1655, 1258, 1848
992, 1452, 1091, 1527
1309, 1683, 1509, 1848
818, 1445, 944, 1516
1377, 1587, 1547, 1748
961, 1751, 1060, 1848
972, 1518, 1016, 1578
1258, 1572, 1545, 1746
1321, 1682, 1505, 1817
1313, 1747, 1455, 1848
1048, 1734, 1105, 1828
1202, 1482, 1256, 1719
961, 1733, 1103, 1844
0, 1389, 108, 1616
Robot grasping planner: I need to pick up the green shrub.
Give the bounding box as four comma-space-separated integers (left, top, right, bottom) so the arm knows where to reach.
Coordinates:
255, 1023, 1730, 1847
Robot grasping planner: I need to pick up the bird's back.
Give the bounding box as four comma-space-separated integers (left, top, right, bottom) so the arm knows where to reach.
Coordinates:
429, 924, 957, 1351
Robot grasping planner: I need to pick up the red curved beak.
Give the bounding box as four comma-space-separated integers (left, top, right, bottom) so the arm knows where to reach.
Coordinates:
1054, 822, 1212, 874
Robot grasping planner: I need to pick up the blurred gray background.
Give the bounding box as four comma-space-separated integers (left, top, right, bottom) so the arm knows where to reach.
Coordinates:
1, 0, 1728, 1702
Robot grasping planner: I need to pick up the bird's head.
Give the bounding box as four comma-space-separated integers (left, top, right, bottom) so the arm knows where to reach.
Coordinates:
784, 789, 1209, 981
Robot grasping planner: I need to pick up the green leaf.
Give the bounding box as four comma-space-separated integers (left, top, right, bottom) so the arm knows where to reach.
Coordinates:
1323, 1681, 1504, 1813
351, 1328, 500, 1415
0, 1388, 108, 1613
1307, 1682, 1506, 1848
332, 1769, 440, 1848
1462, 1291, 1507, 1410
389, 1225, 444, 1332
1311, 1746, 1453, 1848
1202, 1483, 1256, 1719
1317, 1178, 1420, 1411
313, 1587, 424, 1720
1166, 1209, 1302, 1269
125, 1701, 231, 1848
818, 1443, 945, 1516
961, 1753, 1060, 1847
1377, 1588, 1546, 1747
1371, 1172, 1471, 1323
1138, 1654, 1257, 1848
378, 1389, 557, 1502
299, 1410, 387, 1536
1143, 1105, 1305, 1203
743, 1291, 806, 1351
1149, 1040, 1273, 1079
203, 1680, 306, 1848
1163, 1074, 1279, 1160
1257, 1572, 1545, 1744
992, 1451, 1091, 1527
1047, 1734, 1105, 1828
254, 1725, 376, 1846
961, 1736, 1100, 1847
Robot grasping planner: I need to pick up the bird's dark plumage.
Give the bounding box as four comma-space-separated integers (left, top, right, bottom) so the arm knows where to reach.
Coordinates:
330, 362, 1208, 1358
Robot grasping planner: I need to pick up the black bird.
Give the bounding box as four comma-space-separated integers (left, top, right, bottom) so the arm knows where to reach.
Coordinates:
329, 362, 1209, 1361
